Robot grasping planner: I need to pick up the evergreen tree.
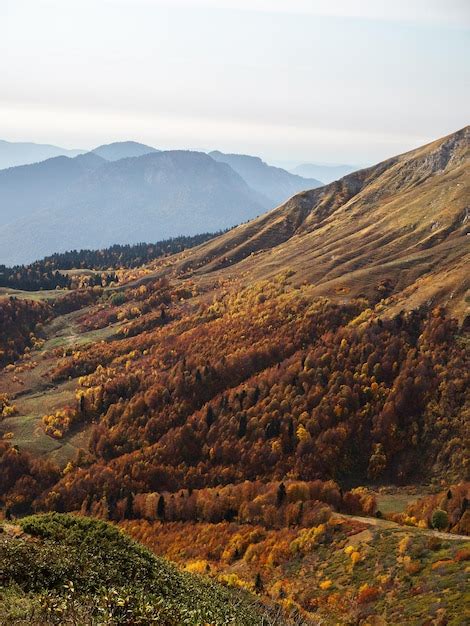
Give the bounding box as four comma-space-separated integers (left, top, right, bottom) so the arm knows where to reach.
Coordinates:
277, 482, 286, 507
157, 495, 166, 520
206, 406, 215, 427
238, 413, 247, 438
124, 493, 134, 519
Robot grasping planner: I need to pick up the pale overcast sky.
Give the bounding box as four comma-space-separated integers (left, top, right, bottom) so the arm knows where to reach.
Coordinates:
1, 0, 469, 164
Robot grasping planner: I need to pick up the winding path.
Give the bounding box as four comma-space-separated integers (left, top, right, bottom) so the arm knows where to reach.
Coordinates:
335, 512, 469, 541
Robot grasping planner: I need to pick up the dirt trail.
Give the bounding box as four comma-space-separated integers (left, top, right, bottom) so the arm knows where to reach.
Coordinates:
335, 513, 469, 541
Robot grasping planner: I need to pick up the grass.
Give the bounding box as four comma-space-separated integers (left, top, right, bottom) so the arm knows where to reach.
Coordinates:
0, 411, 91, 466
0, 376, 81, 465
42, 324, 118, 350
0, 414, 60, 456
0, 287, 70, 301
375, 493, 427, 515
165, 137, 469, 323
297, 527, 470, 624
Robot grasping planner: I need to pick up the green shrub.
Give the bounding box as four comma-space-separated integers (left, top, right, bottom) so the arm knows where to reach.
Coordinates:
431, 509, 449, 531
109, 292, 127, 306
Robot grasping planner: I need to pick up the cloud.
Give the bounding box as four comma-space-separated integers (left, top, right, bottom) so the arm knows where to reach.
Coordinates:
103, 0, 470, 27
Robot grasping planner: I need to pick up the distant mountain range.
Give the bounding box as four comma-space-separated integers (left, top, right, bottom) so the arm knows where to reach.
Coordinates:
0, 141, 323, 265
0, 139, 84, 170
290, 162, 358, 184
209, 151, 321, 205
91, 141, 159, 161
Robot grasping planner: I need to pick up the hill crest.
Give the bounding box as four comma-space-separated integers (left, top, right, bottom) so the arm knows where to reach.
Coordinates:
91, 140, 159, 161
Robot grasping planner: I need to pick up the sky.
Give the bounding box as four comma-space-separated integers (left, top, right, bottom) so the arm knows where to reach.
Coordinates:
1, 0, 469, 165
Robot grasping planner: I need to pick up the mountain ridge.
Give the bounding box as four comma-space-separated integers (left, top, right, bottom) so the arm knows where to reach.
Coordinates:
0, 139, 85, 170
0, 149, 267, 264
165, 126, 469, 322
91, 140, 159, 160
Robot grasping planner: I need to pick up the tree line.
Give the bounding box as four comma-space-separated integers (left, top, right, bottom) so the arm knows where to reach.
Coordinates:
0, 232, 220, 291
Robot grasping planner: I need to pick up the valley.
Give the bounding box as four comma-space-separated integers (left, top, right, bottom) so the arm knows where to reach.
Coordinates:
0, 128, 468, 624
2, 0, 468, 621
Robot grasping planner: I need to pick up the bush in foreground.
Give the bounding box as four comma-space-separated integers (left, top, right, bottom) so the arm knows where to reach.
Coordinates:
0, 513, 284, 625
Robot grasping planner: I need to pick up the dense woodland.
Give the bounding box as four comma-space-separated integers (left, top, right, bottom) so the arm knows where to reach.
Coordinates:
0, 297, 51, 367
0, 260, 469, 625
0, 232, 218, 291
0, 439, 59, 517
47, 284, 467, 508
79, 479, 376, 527
0, 274, 468, 523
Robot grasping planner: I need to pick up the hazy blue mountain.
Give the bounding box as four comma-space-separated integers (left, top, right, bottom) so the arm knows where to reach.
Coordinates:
0, 141, 326, 265
92, 141, 159, 161
0, 139, 84, 170
0, 152, 106, 220
209, 150, 322, 205
0, 150, 266, 265
290, 163, 358, 184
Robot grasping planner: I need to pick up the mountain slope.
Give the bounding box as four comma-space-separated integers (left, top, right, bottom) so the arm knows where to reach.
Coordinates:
209, 150, 321, 205
0, 150, 266, 265
0, 139, 84, 170
92, 140, 159, 160
178, 127, 469, 322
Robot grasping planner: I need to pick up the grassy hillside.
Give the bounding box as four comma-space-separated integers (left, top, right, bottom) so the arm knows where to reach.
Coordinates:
0, 513, 279, 625
172, 126, 470, 323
